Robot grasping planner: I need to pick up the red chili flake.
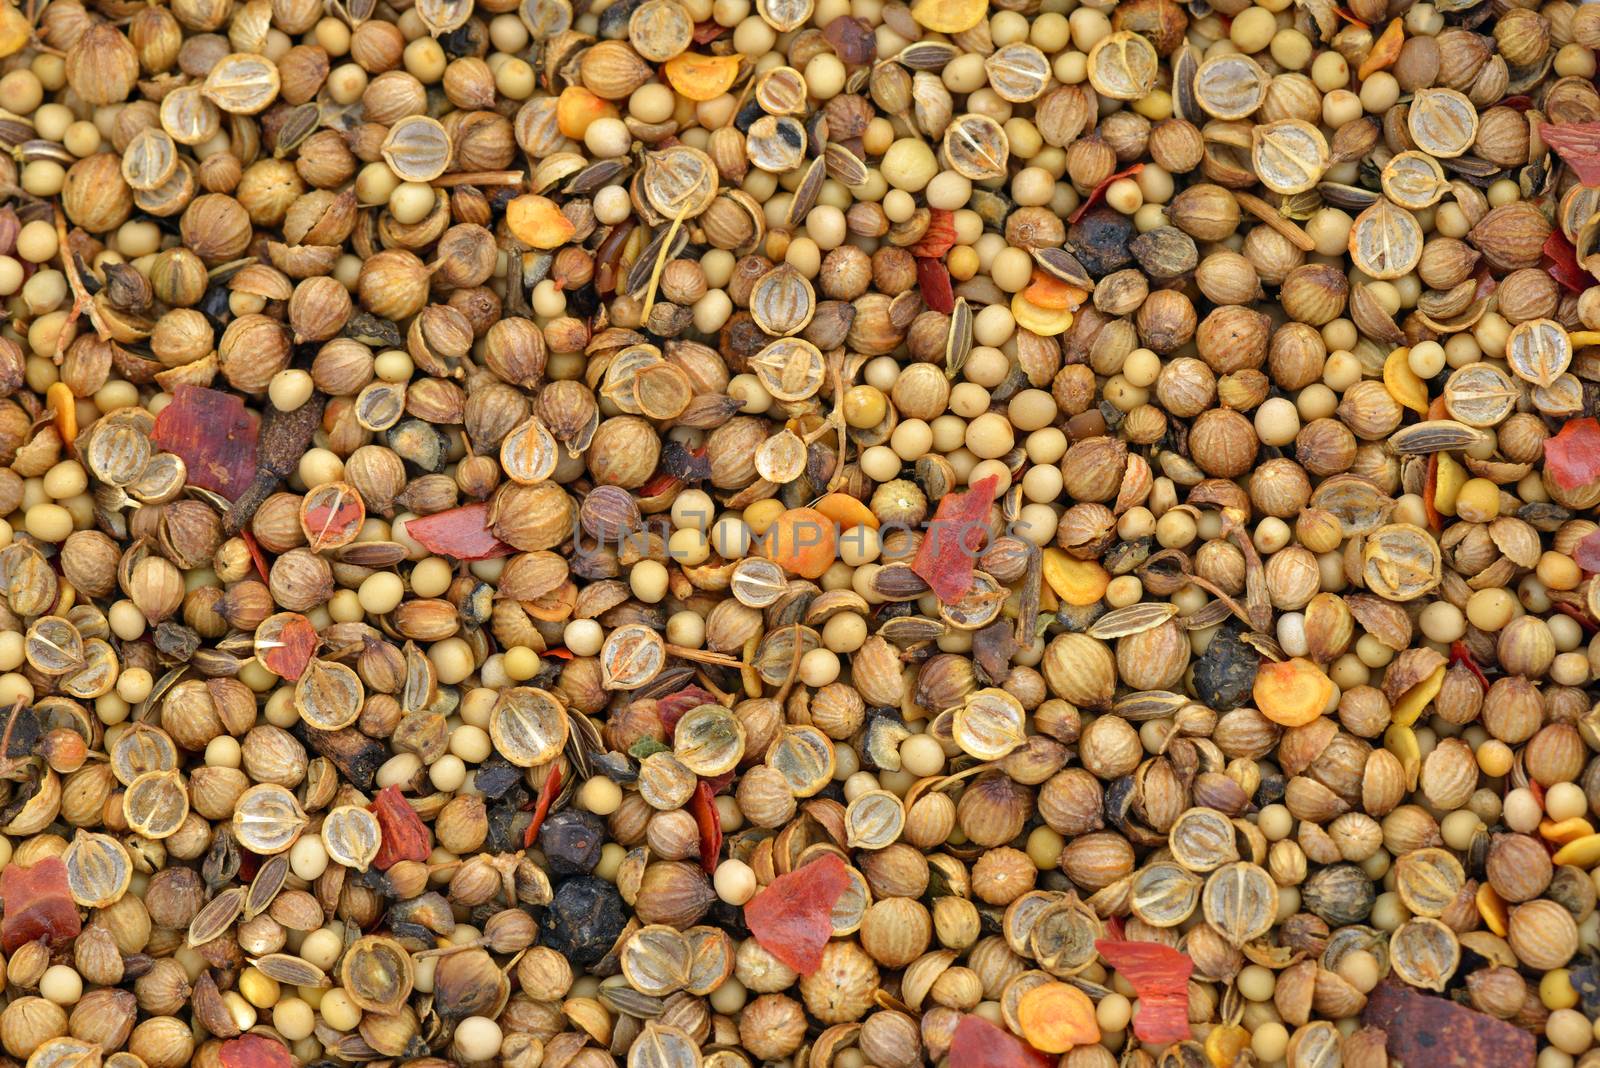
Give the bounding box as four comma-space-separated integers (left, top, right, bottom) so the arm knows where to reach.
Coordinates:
1501, 94, 1534, 112
1471, 263, 1498, 303
257, 611, 319, 682
544, 647, 575, 660
1540, 122, 1600, 185
1543, 417, 1600, 490
151, 385, 260, 501
690, 779, 722, 874
1364, 982, 1534, 1068
404, 502, 514, 560
1579, 526, 1600, 575
0, 857, 81, 952
523, 763, 563, 848
370, 785, 433, 870
744, 852, 851, 974
912, 474, 1000, 603
301, 487, 364, 552
691, 19, 727, 43
220, 1034, 295, 1068
821, 15, 876, 65
916, 257, 955, 314
1449, 641, 1490, 692
1069, 163, 1144, 224
1422, 452, 1441, 533
237, 848, 262, 882
239, 529, 271, 585
1544, 229, 1590, 293
1096, 938, 1195, 1045
1554, 600, 1599, 633
639, 468, 684, 499
908, 208, 957, 258
948, 1015, 1052, 1068
657, 685, 720, 740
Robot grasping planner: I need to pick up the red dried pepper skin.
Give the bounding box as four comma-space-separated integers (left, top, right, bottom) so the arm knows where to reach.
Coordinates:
1364, 982, 1534, 1068
1540, 122, 1600, 185
1574, 529, 1600, 573
908, 208, 957, 259
912, 474, 1000, 603
657, 685, 721, 740
219, 1034, 295, 1068
690, 779, 722, 874
522, 763, 564, 848
948, 1014, 1052, 1068
1543, 417, 1600, 490
257, 612, 319, 682
0, 857, 81, 953
403, 502, 515, 560
1449, 641, 1490, 693
1069, 163, 1145, 224
239, 529, 272, 585
1096, 938, 1195, 1045
370, 785, 433, 870
916, 257, 955, 314
151, 385, 260, 501
1544, 229, 1590, 293
743, 852, 851, 974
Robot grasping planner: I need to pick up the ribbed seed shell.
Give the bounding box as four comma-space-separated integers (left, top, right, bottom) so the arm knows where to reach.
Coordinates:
1203, 862, 1279, 946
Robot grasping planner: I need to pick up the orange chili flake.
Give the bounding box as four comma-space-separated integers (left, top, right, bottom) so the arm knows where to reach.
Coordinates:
523, 763, 564, 849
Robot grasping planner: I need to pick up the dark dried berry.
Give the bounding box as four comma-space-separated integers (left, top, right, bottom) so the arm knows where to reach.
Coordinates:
541, 876, 626, 968
1192, 628, 1259, 712
538, 810, 605, 876
1066, 208, 1135, 278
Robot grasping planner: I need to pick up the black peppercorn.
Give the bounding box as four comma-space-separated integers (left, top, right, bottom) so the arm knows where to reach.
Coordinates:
1066, 208, 1135, 278
541, 876, 626, 967
1193, 627, 1260, 712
